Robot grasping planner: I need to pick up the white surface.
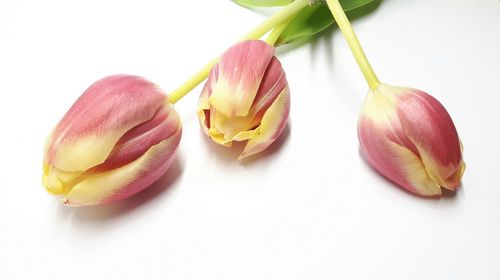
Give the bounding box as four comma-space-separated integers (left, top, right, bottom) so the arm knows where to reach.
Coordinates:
1, 0, 500, 279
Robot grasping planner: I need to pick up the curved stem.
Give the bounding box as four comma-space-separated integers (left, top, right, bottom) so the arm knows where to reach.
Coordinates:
167, 57, 218, 104
168, 0, 309, 104
325, 0, 380, 90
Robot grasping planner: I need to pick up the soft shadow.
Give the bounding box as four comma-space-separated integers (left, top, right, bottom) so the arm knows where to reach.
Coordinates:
276, 24, 332, 55
66, 156, 184, 221
357, 147, 463, 201
202, 123, 291, 164
201, 134, 246, 162
442, 182, 464, 198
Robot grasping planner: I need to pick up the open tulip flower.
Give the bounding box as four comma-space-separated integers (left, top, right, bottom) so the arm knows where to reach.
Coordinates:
325, 0, 465, 196
197, 40, 290, 159
43, 75, 182, 206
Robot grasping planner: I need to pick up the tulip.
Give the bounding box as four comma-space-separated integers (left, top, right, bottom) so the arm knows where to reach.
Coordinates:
358, 84, 465, 195
325, 0, 465, 195
42, 75, 182, 206
197, 40, 290, 159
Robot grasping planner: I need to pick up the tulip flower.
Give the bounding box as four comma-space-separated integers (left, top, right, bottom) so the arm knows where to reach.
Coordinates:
325, 0, 465, 196
358, 84, 465, 195
165, 1, 311, 159
43, 75, 182, 206
196, 40, 290, 159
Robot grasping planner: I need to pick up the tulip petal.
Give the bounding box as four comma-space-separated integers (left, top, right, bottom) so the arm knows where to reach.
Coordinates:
96, 105, 181, 172
63, 129, 181, 207
197, 65, 219, 135
42, 162, 84, 195
209, 40, 275, 117
251, 57, 288, 114
213, 109, 260, 140
209, 124, 233, 147
239, 86, 290, 159
42, 104, 181, 199
396, 90, 464, 190
46, 75, 166, 172
358, 116, 441, 196
390, 142, 442, 196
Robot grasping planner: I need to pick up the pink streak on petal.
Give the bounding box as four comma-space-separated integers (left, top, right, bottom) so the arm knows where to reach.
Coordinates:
94, 104, 181, 172
213, 40, 275, 116
220, 40, 275, 91
202, 64, 219, 99
396, 90, 462, 167
240, 87, 290, 159
102, 127, 182, 204
382, 114, 421, 159
46, 75, 165, 164
252, 57, 288, 115
358, 117, 417, 193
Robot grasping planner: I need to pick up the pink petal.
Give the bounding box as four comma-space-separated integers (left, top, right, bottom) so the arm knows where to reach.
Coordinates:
197, 65, 219, 133
94, 104, 181, 172
209, 40, 275, 117
396, 89, 464, 189
46, 75, 166, 172
251, 57, 288, 115
239, 86, 290, 159
358, 116, 442, 196
63, 130, 181, 207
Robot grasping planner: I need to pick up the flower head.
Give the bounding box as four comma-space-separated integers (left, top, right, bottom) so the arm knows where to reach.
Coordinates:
197, 40, 290, 159
43, 75, 182, 206
358, 84, 465, 196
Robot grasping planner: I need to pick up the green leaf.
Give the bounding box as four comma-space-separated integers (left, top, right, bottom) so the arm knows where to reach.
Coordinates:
232, 0, 293, 7
275, 0, 375, 45
275, 5, 332, 45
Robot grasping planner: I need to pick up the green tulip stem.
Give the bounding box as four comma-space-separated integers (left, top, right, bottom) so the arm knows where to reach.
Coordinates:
325, 0, 380, 90
265, 17, 293, 46
168, 0, 309, 104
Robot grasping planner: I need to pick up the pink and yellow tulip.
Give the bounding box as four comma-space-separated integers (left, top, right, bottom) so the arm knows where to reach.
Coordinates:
324, 0, 465, 196
358, 84, 465, 196
43, 75, 182, 206
197, 40, 290, 159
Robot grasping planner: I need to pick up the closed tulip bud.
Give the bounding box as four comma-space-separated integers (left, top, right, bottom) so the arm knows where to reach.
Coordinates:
197, 40, 290, 159
358, 84, 465, 196
43, 75, 182, 207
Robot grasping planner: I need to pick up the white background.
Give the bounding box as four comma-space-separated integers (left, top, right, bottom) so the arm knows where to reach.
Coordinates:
1, 0, 499, 279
